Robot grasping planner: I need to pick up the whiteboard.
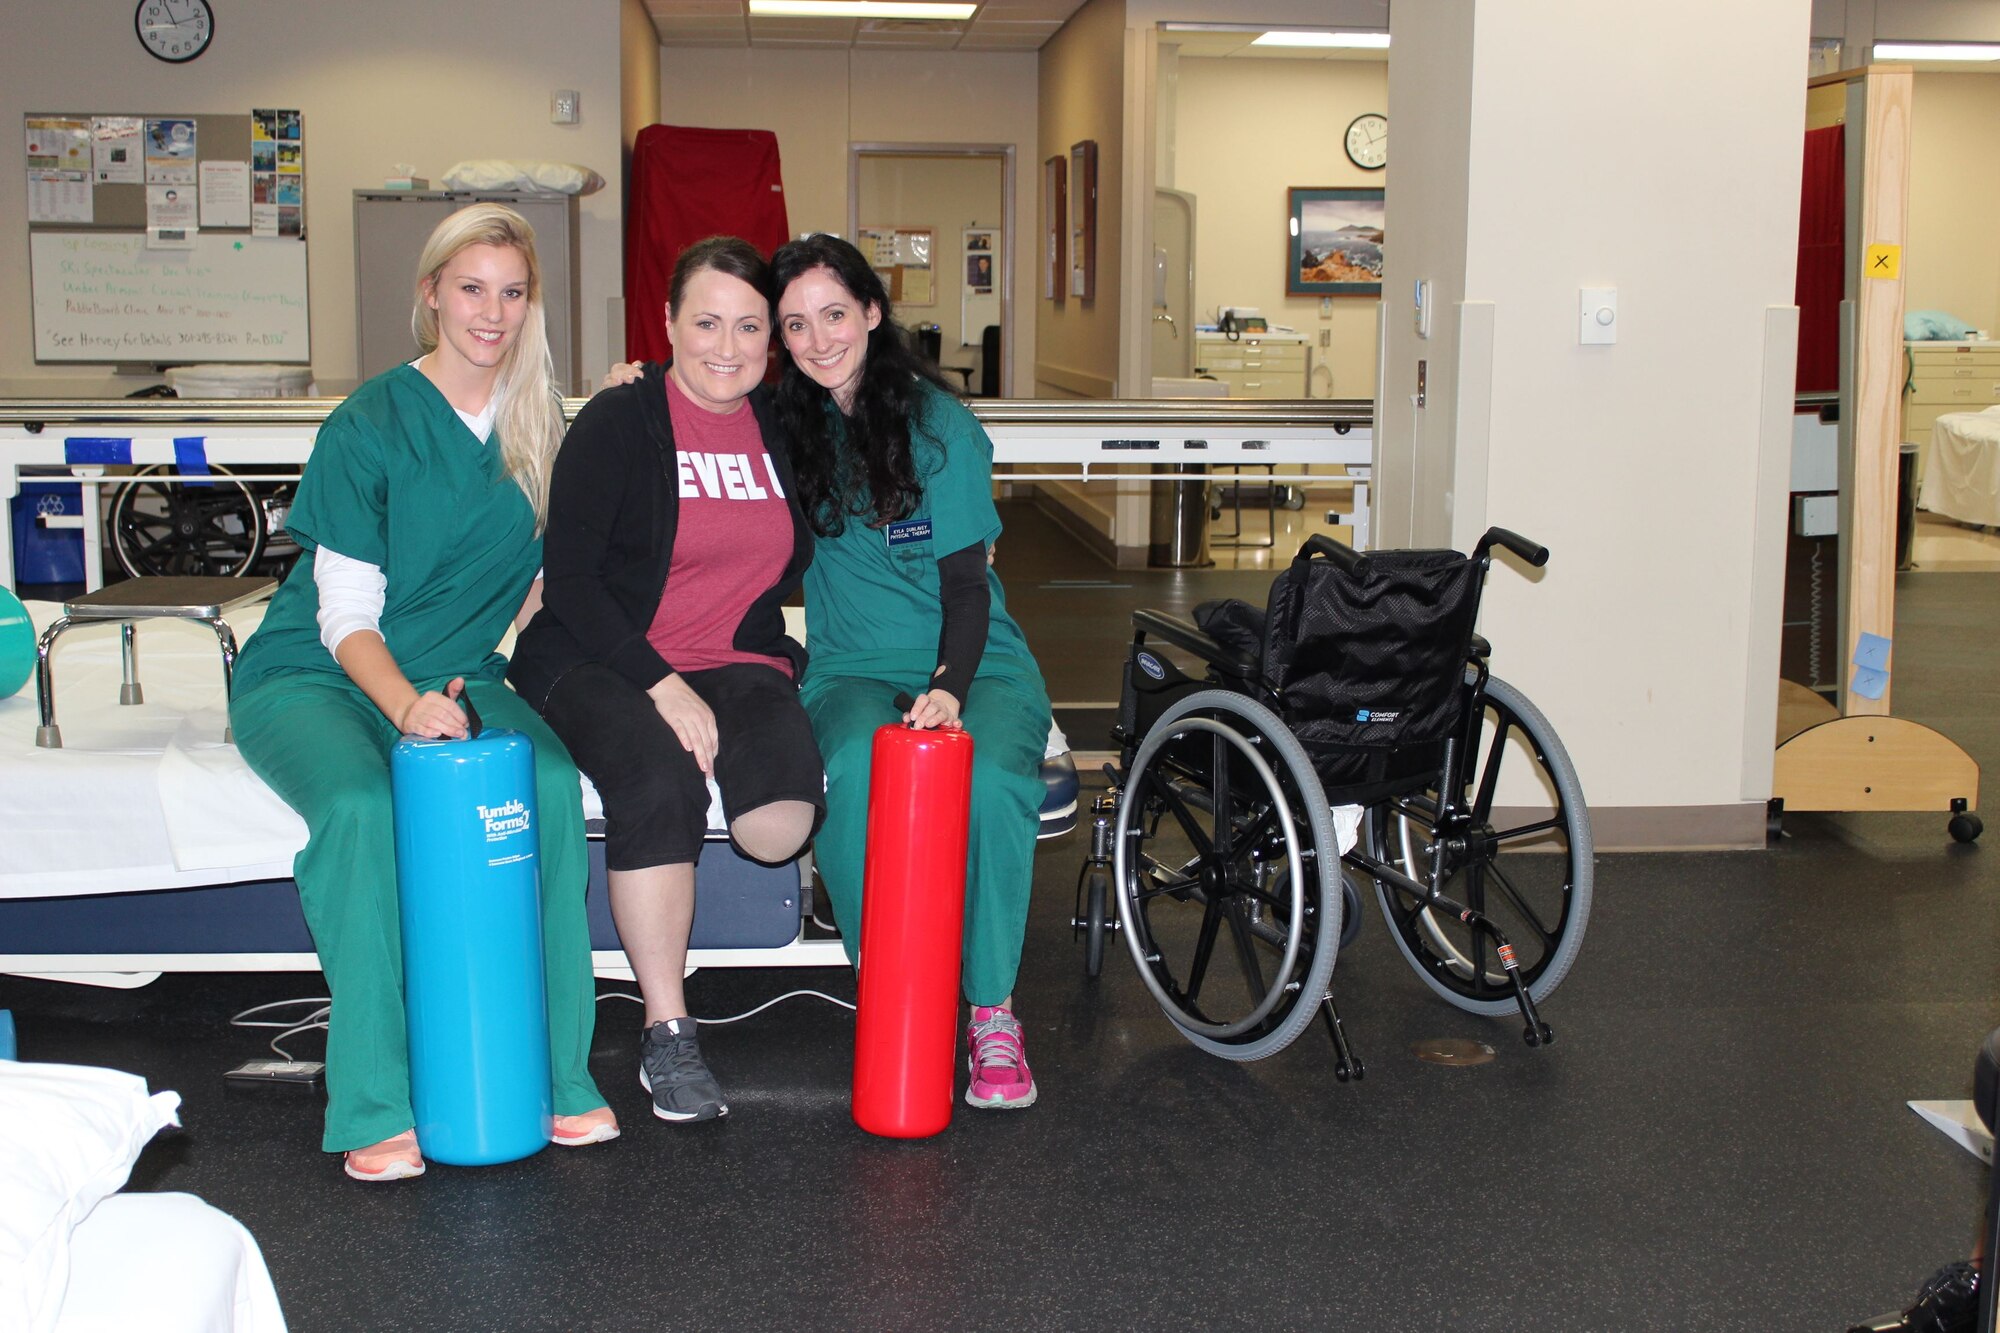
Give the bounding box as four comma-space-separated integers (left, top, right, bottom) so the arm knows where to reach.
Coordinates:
30, 231, 310, 363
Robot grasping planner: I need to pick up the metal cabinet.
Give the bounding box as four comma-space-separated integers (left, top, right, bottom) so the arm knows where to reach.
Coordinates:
1193, 331, 1309, 399
353, 191, 582, 394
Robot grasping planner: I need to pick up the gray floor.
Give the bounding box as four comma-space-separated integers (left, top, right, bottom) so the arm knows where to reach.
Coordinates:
4, 503, 1996, 1331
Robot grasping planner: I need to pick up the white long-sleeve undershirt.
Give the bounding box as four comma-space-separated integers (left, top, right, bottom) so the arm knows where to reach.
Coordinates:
313, 389, 498, 656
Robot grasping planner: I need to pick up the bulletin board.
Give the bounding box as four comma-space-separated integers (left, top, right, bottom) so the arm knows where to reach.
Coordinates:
24, 109, 310, 364
858, 226, 935, 308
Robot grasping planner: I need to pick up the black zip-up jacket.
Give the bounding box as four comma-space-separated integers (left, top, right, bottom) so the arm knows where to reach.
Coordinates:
506, 363, 813, 709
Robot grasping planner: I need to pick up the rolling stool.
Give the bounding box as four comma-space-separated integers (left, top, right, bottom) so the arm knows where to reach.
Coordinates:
34, 575, 277, 748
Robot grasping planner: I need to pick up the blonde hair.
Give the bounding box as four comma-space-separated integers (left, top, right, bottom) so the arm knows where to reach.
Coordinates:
411, 203, 564, 529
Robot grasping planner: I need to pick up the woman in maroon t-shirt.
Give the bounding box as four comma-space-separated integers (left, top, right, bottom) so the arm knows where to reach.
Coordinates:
509, 238, 823, 1127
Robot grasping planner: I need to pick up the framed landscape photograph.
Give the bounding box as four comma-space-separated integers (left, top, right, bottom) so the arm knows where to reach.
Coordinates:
1288, 187, 1384, 297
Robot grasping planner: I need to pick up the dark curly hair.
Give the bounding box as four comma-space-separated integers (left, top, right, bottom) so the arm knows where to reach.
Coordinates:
771, 234, 954, 536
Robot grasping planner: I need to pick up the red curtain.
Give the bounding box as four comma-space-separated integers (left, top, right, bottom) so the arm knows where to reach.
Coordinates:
1795, 124, 1845, 394
624, 125, 792, 365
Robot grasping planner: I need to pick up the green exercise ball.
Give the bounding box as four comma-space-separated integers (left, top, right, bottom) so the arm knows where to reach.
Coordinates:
0, 587, 33, 699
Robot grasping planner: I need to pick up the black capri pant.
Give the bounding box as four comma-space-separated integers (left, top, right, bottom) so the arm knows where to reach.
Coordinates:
541, 661, 826, 870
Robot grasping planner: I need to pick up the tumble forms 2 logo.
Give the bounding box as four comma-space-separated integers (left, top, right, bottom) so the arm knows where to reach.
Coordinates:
478, 799, 531, 843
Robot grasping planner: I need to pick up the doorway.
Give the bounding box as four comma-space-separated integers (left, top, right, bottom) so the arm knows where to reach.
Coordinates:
848, 144, 1014, 397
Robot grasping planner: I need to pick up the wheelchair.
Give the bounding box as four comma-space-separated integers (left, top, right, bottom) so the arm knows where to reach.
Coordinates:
1074, 527, 1592, 1076
109, 464, 301, 580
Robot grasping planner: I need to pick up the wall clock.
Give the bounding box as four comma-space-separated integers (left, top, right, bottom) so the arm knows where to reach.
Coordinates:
136, 0, 214, 63
1344, 113, 1387, 171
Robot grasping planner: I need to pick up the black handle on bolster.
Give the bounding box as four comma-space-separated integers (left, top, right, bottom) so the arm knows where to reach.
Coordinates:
892, 691, 918, 714
1300, 532, 1372, 578
461, 690, 483, 740
1477, 527, 1550, 568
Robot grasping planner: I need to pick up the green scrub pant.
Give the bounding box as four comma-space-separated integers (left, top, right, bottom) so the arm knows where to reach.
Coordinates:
231, 673, 603, 1154
802, 670, 1049, 1007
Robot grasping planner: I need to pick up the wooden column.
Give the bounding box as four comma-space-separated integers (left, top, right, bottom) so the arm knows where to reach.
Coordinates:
1837, 63, 1911, 717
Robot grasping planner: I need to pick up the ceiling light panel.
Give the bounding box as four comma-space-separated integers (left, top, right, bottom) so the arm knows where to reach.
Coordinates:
1872, 41, 2000, 61
1251, 30, 1390, 49
749, 1, 977, 18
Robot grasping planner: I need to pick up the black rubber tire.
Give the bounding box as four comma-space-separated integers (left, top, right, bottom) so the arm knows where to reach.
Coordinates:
1950, 813, 1983, 844
1083, 871, 1109, 978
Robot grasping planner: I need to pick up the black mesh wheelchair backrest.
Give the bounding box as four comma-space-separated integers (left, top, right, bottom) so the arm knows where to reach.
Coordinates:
1264, 543, 1485, 802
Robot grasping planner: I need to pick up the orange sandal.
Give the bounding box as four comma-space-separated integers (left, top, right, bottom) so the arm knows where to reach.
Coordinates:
551, 1106, 621, 1147
343, 1129, 424, 1182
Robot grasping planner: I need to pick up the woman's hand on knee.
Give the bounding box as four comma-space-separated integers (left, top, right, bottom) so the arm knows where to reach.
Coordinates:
905, 688, 961, 731
600, 361, 644, 392
401, 677, 470, 739
647, 673, 718, 774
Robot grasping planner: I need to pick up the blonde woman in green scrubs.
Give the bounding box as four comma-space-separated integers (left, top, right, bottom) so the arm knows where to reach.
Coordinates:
230, 205, 616, 1180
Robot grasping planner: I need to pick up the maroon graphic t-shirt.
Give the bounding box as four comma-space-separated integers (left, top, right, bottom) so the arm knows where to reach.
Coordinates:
646, 374, 795, 677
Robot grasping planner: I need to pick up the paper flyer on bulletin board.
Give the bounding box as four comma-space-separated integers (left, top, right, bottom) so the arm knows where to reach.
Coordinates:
251, 108, 304, 239
92, 116, 143, 183
145, 118, 197, 184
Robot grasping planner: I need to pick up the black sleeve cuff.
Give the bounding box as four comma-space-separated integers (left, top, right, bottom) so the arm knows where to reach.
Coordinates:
932, 541, 990, 707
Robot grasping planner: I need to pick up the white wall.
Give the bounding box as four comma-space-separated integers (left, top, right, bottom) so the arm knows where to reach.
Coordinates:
1386, 0, 1809, 836
1173, 55, 1387, 399
1, 0, 623, 390
659, 46, 1039, 396
1906, 72, 2000, 334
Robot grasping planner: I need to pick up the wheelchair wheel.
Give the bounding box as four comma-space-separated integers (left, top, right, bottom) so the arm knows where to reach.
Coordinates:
110, 464, 266, 578
1364, 675, 1592, 1016
1114, 689, 1342, 1061
1082, 869, 1109, 978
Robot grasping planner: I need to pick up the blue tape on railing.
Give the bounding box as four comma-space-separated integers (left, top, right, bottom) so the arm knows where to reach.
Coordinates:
64, 437, 132, 466
174, 436, 214, 487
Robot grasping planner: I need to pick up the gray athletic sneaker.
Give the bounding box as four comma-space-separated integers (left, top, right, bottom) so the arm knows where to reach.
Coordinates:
638, 1018, 728, 1122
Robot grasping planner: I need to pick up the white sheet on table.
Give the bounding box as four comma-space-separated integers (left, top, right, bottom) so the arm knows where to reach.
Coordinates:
52, 1192, 287, 1333
1920, 407, 2000, 527
2, 600, 721, 902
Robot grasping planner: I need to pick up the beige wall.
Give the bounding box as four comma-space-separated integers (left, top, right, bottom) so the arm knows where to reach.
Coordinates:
1907, 72, 2000, 335
856, 155, 1005, 376
622, 0, 662, 163
657, 46, 1038, 396
1036, 0, 1127, 398
1386, 0, 1809, 829
1173, 55, 1387, 399
0, 0, 623, 388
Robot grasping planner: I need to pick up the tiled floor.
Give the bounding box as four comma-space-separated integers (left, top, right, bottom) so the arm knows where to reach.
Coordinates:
1913, 510, 2000, 572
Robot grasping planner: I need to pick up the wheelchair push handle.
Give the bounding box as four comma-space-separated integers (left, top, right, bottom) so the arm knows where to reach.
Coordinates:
1299, 533, 1372, 578
1476, 527, 1549, 568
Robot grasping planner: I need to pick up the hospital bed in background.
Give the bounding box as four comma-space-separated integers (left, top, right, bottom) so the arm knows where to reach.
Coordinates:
1920, 408, 2000, 529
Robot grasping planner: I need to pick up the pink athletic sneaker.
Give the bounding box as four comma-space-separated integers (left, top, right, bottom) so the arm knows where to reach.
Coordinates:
965, 1005, 1038, 1109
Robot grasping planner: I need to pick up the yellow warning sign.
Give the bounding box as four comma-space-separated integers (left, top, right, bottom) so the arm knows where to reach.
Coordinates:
1865, 243, 1902, 280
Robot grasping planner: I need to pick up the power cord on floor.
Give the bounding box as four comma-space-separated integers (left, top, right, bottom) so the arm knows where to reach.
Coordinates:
229, 997, 330, 1061
230, 985, 856, 1060
597, 988, 854, 1025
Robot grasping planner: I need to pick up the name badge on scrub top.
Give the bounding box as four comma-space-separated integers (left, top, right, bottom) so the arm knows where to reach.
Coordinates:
885, 517, 933, 548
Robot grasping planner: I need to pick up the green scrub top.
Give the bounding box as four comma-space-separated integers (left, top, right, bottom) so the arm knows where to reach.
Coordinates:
802, 381, 1040, 689
233, 364, 541, 698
